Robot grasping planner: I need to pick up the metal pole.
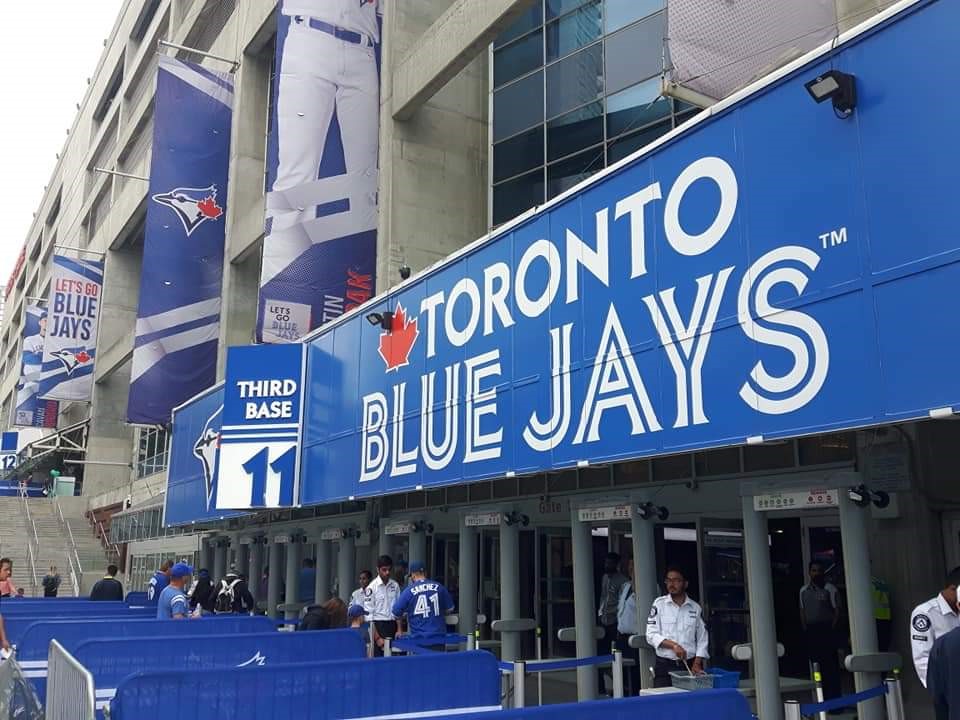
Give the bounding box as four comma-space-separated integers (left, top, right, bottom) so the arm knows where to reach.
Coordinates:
612, 649, 624, 699
812, 662, 827, 720
630, 505, 657, 690
741, 496, 784, 720
537, 627, 543, 706
885, 675, 904, 720
571, 505, 598, 700
409, 525, 427, 567
91, 167, 149, 182
384, 637, 392, 657
784, 700, 803, 720
458, 523, 478, 639
338, 534, 357, 603
513, 661, 526, 709
315, 539, 332, 603
837, 491, 883, 720
157, 39, 239, 69
467, 634, 476, 651
284, 537, 301, 620
267, 540, 282, 619
499, 519, 521, 662
249, 541, 264, 605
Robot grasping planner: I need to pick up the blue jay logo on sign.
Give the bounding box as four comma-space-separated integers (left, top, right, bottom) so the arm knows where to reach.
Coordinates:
237, 651, 267, 667
151, 184, 224, 237
193, 405, 222, 510
50, 348, 92, 375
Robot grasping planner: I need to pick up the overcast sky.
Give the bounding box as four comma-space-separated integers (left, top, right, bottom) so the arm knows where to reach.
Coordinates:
1, 1, 125, 283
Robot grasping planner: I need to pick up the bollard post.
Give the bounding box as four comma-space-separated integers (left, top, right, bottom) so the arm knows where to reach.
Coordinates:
784, 700, 802, 720
812, 662, 827, 720
885, 675, 905, 720
384, 637, 392, 658
467, 633, 476, 651
514, 661, 526, 709
612, 648, 624, 699
537, 627, 543, 706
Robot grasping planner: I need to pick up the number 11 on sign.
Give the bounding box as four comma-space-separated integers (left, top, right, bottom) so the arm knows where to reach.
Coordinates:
242, 445, 296, 507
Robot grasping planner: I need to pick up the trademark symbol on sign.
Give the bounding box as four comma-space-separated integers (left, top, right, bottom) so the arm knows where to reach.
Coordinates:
819, 226, 848, 250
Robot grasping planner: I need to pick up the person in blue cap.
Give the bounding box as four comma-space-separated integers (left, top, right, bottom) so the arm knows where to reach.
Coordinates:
391, 561, 454, 652
157, 563, 194, 620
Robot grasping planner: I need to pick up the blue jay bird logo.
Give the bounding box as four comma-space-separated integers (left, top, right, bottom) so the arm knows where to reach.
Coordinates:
51, 348, 91, 376
193, 404, 223, 510
152, 184, 224, 237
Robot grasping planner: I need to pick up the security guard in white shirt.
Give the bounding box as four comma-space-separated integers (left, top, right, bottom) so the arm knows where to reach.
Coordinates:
616, 559, 642, 694
646, 566, 709, 687
369, 555, 402, 656
910, 565, 960, 687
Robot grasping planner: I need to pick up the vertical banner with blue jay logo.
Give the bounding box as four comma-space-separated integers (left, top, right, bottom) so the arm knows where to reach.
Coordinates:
127, 55, 233, 425
13, 304, 59, 427
38, 255, 104, 401
255, 0, 382, 343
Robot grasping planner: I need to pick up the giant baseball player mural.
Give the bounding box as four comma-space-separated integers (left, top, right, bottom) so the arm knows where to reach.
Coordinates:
257, 0, 382, 343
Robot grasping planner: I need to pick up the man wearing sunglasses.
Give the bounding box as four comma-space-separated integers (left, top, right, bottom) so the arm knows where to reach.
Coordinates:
645, 566, 709, 688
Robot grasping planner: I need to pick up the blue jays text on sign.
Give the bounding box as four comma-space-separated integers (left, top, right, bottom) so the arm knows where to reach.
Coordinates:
294, 0, 960, 507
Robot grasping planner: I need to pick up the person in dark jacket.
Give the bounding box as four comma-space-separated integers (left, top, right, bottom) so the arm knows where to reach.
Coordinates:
89, 565, 124, 601
189, 569, 217, 614
929, 626, 960, 720
216, 567, 255, 614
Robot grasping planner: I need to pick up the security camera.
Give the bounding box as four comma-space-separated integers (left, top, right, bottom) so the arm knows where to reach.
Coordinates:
399, 264, 412, 280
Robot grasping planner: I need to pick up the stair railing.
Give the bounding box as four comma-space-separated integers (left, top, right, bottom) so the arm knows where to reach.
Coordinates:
55, 500, 82, 597
95, 519, 121, 564
18, 484, 39, 597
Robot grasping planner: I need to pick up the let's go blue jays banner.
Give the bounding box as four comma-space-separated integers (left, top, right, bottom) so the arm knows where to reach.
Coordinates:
296, 0, 958, 506
37, 255, 104, 401
14, 304, 58, 428
127, 55, 233, 425
214, 344, 306, 510
255, 0, 381, 343
164, 384, 245, 526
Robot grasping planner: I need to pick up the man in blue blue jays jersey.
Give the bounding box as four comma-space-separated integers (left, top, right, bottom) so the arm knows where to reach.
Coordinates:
391, 561, 454, 651
157, 563, 193, 619
147, 560, 172, 602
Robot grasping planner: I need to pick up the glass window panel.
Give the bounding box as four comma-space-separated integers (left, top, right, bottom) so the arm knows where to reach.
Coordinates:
652, 454, 692, 482
605, 0, 664, 33
493, 168, 545, 225
613, 460, 649, 485
547, 146, 604, 198
546, 44, 603, 119
606, 77, 671, 137
743, 442, 796, 473
606, 119, 671, 163
675, 108, 700, 129
495, 1, 544, 48
547, 101, 602, 161
604, 10, 666, 95
546, 0, 591, 19
694, 448, 741, 477
546, 1, 601, 62
494, 29, 543, 88
493, 125, 544, 182
798, 433, 854, 465
493, 71, 544, 142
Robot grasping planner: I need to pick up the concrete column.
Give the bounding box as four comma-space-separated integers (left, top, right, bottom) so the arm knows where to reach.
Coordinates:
838, 492, 883, 720
378, 527, 393, 561
315, 540, 332, 602
409, 525, 427, 567
499, 519, 521, 662
267, 540, 283, 619
200, 539, 214, 574
338, 535, 356, 603
630, 508, 658, 690
213, 540, 227, 581
571, 507, 598, 700
284, 538, 302, 620
236, 542, 250, 579
742, 497, 784, 720
458, 523, 478, 637
249, 540, 264, 603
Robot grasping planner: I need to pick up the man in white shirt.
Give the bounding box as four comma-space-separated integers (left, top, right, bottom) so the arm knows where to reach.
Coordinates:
646, 566, 709, 688
349, 569, 374, 618
616, 559, 642, 694
911, 566, 960, 687
368, 555, 401, 656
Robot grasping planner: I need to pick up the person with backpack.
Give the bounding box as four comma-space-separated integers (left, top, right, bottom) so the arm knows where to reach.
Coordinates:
215, 566, 255, 614
41, 566, 61, 598
189, 569, 217, 615
616, 559, 642, 695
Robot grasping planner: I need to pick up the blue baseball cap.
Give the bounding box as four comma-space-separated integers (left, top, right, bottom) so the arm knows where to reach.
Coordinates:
347, 604, 366, 619
409, 561, 426, 574
170, 563, 193, 578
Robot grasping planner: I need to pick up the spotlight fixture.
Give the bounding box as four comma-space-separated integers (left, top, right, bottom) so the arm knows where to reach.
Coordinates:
847, 484, 890, 509
637, 501, 669, 521
805, 69, 857, 117
365, 310, 394, 331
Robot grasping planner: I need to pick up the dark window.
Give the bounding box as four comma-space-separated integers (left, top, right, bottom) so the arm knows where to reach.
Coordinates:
130, 0, 160, 40
494, 71, 544, 142
494, 29, 544, 88
494, 125, 544, 182
493, 477, 518, 498
606, 119, 671, 163
446, 485, 468, 504
547, 102, 603, 161
614, 460, 649, 485
604, 10, 666, 94
605, 0, 664, 33
652, 454, 692, 482
519, 474, 546, 496
578, 467, 610, 488
469, 482, 493, 502
606, 77, 671, 137
675, 108, 700, 128
743, 442, 795, 473
493, 169, 545, 225
694, 448, 741, 477
546, 43, 603, 118
548, 470, 578, 493
495, 1, 544, 48
547, 0, 593, 20
798, 433, 855, 465
546, 1, 602, 62
547, 146, 604, 198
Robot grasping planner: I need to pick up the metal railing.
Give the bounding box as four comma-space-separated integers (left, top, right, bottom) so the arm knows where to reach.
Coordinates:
45, 640, 95, 720
55, 501, 82, 597
95, 519, 121, 563
18, 485, 39, 597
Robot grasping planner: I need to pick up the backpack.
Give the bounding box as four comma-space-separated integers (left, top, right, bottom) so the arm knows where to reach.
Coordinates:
215, 578, 241, 613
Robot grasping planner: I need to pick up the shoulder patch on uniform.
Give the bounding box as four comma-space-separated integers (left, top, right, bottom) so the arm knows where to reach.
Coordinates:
913, 614, 931, 632
913, 634, 929, 642
649, 606, 658, 618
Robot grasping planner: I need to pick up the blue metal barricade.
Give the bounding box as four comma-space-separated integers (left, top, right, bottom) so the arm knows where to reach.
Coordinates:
443, 689, 752, 720
4, 615, 151, 648
124, 593, 149, 605
0, 601, 133, 614
108, 651, 501, 720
